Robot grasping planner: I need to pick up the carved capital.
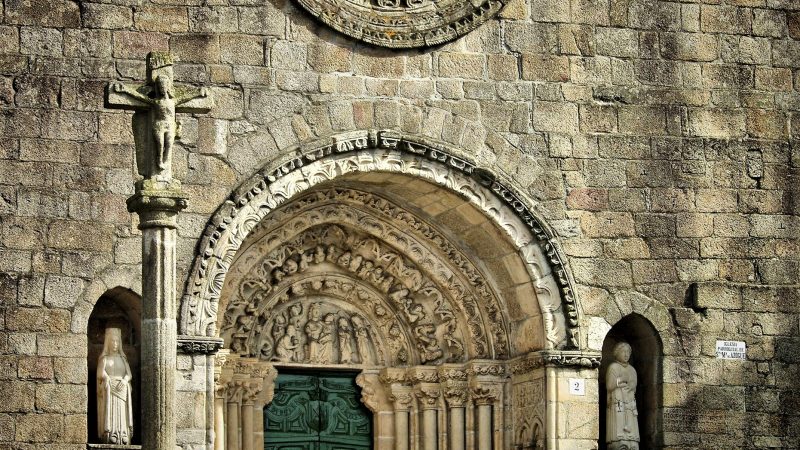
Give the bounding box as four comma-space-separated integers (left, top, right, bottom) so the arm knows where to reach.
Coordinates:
389, 387, 414, 412
241, 380, 263, 405
415, 384, 441, 410
442, 380, 468, 408
471, 385, 499, 406
225, 380, 246, 403
127, 180, 187, 229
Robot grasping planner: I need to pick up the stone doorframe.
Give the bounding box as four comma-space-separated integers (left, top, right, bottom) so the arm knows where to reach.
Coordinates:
211, 351, 602, 450
175, 130, 602, 449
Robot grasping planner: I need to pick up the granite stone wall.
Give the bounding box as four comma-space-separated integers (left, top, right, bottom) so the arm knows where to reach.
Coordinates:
0, 0, 798, 448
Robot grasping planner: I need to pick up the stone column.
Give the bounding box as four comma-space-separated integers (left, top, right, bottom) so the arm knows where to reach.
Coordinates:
241, 381, 263, 450
214, 349, 229, 450
471, 386, 497, 450
127, 181, 187, 450
389, 388, 413, 450
226, 382, 243, 450
214, 386, 227, 450
415, 385, 440, 450
443, 382, 468, 450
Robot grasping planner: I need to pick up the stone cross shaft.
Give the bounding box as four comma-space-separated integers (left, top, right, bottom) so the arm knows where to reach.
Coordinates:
104, 51, 213, 450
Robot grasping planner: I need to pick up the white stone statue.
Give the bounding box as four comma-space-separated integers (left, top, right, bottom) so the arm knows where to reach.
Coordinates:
606, 342, 639, 450
97, 327, 134, 444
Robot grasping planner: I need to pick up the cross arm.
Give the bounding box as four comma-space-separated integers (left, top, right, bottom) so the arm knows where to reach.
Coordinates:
174, 85, 214, 114
105, 82, 153, 110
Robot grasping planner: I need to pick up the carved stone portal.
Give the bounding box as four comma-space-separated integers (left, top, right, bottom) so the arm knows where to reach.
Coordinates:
295, 0, 508, 48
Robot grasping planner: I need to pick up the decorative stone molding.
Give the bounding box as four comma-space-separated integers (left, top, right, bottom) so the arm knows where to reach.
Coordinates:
181, 130, 581, 350
295, 0, 508, 48
177, 335, 225, 354
540, 350, 602, 369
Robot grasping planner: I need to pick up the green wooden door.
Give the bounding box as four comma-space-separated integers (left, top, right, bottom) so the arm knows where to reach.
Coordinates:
264, 372, 372, 450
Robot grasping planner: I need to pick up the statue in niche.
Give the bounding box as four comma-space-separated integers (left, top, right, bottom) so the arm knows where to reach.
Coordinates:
97, 327, 133, 444
606, 342, 639, 450
318, 313, 337, 363
351, 315, 372, 365
338, 317, 354, 364
305, 304, 324, 363
276, 324, 300, 362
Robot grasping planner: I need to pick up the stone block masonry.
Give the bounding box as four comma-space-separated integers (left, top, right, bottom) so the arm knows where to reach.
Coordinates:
0, 0, 797, 448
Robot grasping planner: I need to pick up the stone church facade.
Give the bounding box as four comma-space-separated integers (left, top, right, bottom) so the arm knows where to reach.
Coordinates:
0, 0, 798, 448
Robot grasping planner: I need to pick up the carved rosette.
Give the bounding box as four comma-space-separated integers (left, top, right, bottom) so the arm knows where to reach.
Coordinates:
295, 0, 508, 48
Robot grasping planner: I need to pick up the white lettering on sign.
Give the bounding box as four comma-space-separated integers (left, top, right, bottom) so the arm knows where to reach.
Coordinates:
568, 378, 585, 396
715, 340, 746, 360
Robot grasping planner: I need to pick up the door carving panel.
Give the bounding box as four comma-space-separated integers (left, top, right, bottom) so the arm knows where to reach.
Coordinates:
264, 372, 371, 450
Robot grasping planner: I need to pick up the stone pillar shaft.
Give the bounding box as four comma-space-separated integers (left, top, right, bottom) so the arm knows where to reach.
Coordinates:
241, 403, 254, 450
476, 404, 492, 450
135, 200, 182, 450
226, 400, 240, 450
449, 407, 465, 450
394, 411, 409, 450
422, 409, 437, 450
214, 397, 226, 450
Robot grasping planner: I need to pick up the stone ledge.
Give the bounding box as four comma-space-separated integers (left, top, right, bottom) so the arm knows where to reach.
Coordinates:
87, 445, 141, 450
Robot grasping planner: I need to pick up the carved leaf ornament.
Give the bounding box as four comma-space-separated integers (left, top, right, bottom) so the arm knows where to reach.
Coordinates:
295, 0, 508, 48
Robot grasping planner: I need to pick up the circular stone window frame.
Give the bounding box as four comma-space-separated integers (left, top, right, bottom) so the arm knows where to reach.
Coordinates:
295, 0, 508, 48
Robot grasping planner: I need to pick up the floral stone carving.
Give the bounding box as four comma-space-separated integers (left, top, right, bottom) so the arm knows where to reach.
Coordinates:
295, 0, 508, 48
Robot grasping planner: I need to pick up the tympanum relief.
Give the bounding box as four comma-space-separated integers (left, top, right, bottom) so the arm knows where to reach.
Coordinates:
219, 192, 530, 365
218, 188, 525, 367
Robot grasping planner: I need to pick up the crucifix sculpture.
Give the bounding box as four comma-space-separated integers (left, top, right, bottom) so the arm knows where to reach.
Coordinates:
106, 52, 212, 181
104, 52, 214, 450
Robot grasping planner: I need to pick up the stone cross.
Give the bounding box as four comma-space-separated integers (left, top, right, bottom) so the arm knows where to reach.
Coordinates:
105, 51, 213, 182
104, 52, 214, 450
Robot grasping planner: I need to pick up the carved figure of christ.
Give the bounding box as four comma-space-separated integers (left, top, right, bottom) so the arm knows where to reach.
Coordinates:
105, 56, 213, 182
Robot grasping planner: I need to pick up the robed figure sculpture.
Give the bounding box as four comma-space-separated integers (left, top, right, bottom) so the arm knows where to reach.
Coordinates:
97, 327, 134, 444
606, 342, 639, 450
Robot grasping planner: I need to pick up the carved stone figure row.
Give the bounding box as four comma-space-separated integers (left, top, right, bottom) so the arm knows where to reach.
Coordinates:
220, 220, 483, 363
268, 302, 377, 366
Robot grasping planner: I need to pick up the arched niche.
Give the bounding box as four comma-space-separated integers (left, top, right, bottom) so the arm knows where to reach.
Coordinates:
600, 313, 663, 449
87, 287, 142, 445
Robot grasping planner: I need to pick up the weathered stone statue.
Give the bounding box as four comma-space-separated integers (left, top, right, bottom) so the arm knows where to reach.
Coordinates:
338, 317, 354, 364
351, 315, 372, 365
276, 324, 300, 362
606, 342, 639, 450
97, 327, 133, 444
305, 304, 324, 363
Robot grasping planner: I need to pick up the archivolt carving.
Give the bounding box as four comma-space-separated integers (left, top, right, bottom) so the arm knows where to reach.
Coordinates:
182, 131, 579, 350
220, 217, 507, 364
220, 195, 509, 359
